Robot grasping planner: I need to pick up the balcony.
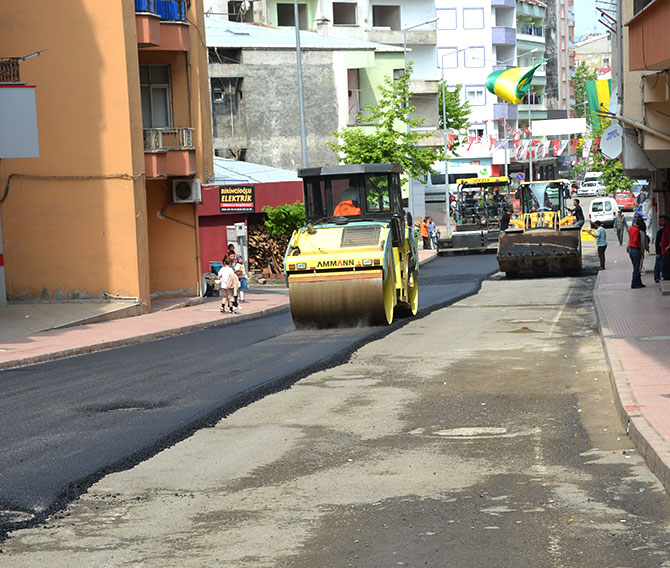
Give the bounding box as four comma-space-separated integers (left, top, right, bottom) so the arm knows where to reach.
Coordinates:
492, 27, 516, 47
0, 58, 21, 82
136, 0, 190, 51
491, 0, 515, 7
143, 127, 196, 178
408, 79, 438, 95
627, 0, 670, 71
494, 103, 518, 120
367, 28, 436, 46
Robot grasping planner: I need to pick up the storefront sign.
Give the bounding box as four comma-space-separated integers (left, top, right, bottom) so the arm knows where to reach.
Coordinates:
219, 184, 255, 213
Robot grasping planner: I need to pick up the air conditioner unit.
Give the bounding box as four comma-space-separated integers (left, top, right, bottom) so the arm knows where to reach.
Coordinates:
170, 178, 201, 204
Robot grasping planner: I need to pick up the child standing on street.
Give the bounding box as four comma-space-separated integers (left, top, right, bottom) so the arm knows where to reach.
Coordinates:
217, 257, 240, 314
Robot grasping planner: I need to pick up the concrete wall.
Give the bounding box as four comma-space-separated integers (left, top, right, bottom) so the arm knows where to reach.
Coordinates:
0, 0, 213, 306
210, 49, 340, 170
0, 1, 148, 302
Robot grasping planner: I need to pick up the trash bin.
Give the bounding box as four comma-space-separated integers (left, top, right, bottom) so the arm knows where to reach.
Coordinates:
210, 261, 222, 274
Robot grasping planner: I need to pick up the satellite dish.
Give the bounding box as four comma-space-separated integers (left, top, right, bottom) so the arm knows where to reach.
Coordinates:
600, 123, 623, 160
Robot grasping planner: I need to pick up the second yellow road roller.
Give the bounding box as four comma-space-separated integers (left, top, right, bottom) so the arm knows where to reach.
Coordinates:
283, 163, 419, 328
497, 179, 582, 277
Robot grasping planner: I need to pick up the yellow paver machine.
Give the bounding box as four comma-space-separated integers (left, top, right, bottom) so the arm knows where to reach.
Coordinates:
284, 163, 419, 328
498, 180, 582, 277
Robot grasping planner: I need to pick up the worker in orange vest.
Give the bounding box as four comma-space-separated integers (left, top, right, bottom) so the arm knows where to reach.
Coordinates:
420, 217, 430, 249
334, 200, 361, 216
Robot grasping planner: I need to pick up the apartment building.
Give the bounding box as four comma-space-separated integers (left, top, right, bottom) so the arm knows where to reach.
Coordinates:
575, 33, 612, 79
544, 0, 575, 117
620, 0, 669, 218
0, 0, 213, 309
205, 17, 404, 170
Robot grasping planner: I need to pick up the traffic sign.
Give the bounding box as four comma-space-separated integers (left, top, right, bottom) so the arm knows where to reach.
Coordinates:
516, 172, 525, 181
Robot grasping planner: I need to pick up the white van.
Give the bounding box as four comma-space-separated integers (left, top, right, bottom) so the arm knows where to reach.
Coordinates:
588, 196, 619, 228
584, 171, 603, 184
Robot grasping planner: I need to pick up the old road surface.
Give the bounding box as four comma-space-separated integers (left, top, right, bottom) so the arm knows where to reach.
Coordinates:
4, 249, 670, 567
0, 254, 495, 539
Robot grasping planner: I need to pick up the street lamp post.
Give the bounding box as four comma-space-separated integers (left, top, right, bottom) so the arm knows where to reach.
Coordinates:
440, 54, 452, 237
293, 0, 308, 169
402, 16, 438, 223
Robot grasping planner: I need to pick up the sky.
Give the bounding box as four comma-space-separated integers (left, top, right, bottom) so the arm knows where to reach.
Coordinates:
573, 0, 599, 40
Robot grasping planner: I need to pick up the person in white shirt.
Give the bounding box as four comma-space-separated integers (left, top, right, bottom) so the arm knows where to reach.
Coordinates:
217, 257, 239, 314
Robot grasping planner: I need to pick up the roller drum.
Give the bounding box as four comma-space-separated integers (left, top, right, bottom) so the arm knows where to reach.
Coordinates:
288, 271, 391, 328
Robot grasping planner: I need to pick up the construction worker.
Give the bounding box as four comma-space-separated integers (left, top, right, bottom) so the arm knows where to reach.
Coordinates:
334, 188, 361, 216
420, 217, 430, 249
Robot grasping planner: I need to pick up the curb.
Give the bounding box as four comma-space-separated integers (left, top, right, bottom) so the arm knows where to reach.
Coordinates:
1, 253, 438, 371
0, 303, 290, 371
593, 271, 670, 494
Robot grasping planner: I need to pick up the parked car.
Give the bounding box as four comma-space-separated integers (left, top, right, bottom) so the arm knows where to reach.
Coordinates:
589, 196, 619, 228
578, 181, 604, 197
615, 190, 636, 211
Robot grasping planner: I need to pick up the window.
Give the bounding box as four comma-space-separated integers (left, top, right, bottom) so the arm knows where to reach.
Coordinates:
365, 175, 391, 213
463, 7, 484, 29
211, 78, 243, 115
393, 68, 404, 82
333, 2, 357, 25
439, 48, 458, 69
347, 69, 361, 124
277, 2, 308, 29
228, 1, 253, 22
465, 87, 485, 106
464, 47, 485, 67
372, 5, 400, 30
468, 127, 485, 138
140, 64, 171, 128
603, 57, 610, 67
208, 47, 242, 64
437, 8, 456, 30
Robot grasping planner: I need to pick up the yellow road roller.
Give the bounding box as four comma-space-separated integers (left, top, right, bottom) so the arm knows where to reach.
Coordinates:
284, 163, 419, 328
498, 179, 582, 277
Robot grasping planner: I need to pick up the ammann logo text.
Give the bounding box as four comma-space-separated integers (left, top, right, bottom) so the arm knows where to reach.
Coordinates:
317, 259, 354, 268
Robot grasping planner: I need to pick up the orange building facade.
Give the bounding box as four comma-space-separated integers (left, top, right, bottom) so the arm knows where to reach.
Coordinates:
0, 0, 213, 310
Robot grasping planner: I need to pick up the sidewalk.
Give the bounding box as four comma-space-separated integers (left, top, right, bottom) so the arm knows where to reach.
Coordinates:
593, 239, 670, 492
0, 249, 438, 370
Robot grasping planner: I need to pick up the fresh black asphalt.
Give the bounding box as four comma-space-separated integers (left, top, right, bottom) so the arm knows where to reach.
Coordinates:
0, 254, 497, 537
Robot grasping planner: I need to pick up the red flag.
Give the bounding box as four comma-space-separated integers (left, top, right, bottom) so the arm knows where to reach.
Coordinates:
571, 138, 579, 149
489, 135, 497, 151
552, 140, 561, 156
467, 136, 475, 151
531, 139, 541, 146
593, 138, 601, 150
447, 133, 456, 150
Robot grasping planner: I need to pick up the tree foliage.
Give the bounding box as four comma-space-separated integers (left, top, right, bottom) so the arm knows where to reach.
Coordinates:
437, 82, 471, 149
328, 63, 444, 182
592, 152, 634, 194
571, 61, 597, 121
262, 201, 305, 237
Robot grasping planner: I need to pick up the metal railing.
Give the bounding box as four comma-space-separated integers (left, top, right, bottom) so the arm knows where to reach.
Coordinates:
135, 0, 188, 21
143, 127, 194, 151
0, 58, 20, 82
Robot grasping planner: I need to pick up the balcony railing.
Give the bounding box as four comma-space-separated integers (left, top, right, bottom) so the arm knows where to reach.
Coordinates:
135, 0, 187, 22
144, 127, 194, 151
518, 24, 543, 37
0, 58, 20, 82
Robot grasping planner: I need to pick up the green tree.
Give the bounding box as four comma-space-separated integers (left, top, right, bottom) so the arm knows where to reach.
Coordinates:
592, 152, 633, 194
263, 201, 305, 237
438, 82, 471, 136
328, 62, 443, 182
572, 61, 597, 121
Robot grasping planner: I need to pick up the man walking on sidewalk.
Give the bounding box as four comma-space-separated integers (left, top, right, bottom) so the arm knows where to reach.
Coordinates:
594, 221, 607, 269
615, 210, 628, 246
661, 215, 670, 281
628, 218, 646, 288
654, 215, 668, 282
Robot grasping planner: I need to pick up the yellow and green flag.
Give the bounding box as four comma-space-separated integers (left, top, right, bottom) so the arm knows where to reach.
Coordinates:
585, 79, 611, 129
485, 60, 547, 105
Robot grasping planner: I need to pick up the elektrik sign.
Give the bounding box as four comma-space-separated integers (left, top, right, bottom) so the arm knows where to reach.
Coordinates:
219, 185, 255, 213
